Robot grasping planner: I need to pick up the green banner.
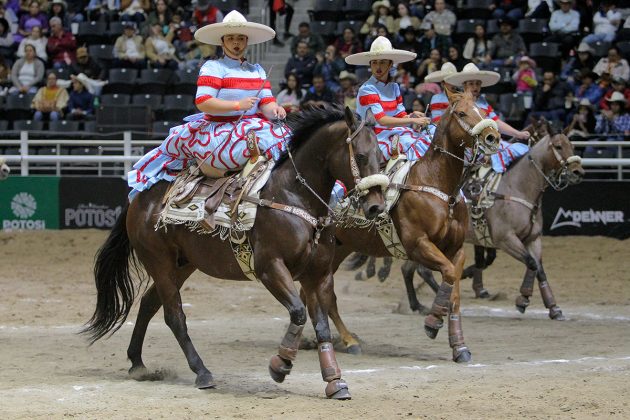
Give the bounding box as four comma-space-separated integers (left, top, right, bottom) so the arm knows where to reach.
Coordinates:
0, 177, 60, 230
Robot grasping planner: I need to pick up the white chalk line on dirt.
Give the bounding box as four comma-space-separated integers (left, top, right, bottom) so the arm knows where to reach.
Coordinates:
461, 306, 630, 321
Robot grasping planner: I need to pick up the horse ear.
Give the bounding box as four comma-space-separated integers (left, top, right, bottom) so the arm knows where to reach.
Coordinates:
562, 125, 571, 136
363, 107, 377, 126
444, 85, 457, 103
345, 106, 358, 130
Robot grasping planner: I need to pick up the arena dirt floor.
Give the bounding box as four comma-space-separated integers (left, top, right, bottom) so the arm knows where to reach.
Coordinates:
0, 231, 629, 419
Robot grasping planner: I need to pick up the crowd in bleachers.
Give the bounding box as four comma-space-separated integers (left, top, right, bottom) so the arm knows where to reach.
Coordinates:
0, 0, 628, 148
279, 0, 630, 152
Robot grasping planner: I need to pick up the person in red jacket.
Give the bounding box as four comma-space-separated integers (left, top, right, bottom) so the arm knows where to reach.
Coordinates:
46, 16, 76, 69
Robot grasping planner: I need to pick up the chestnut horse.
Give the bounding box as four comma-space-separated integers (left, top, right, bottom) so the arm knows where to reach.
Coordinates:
322, 89, 501, 362
392, 120, 585, 320
82, 106, 387, 400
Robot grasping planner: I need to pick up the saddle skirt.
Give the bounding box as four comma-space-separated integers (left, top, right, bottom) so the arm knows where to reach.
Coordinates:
463, 166, 503, 248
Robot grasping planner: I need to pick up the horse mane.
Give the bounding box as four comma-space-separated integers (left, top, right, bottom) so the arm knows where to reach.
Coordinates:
275, 104, 347, 167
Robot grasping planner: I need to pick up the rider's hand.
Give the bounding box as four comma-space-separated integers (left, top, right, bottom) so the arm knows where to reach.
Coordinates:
238, 97, 258, 111
274, 105, 287, 120
413, 117, 430, 127
517, 130, 531, 140
408, 111, 425, 118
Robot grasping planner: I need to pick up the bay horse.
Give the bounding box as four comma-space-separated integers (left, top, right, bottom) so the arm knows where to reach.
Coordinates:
394, 119, 585, 320
0, 157, 10, 180
321, 88, 501, 362
81, 106, 388, 400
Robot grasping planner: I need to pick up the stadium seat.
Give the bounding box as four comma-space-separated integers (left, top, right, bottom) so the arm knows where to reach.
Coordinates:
499, 93, 526, 126
51, 66, 72, 81
132, 94, 163, 109
49, 120, 81, 132
617, 41, 630, 57
0, 120, 8, 131
591, 41, 611, 58
5, 94, 35, 120
309, 0, 344, 22
107, 21, 124, 43
101, 93, 132, 106
13, 119, 44, 131
485, 19, 499, 37
77, 21, 108, 45
461, 0, 493, 20
212, 0, 243, 14
529, 42, 561, 73
96, 104, 152, 133
336, 20, 363, 36
83, 120, 97, 133
309, 21, 337, 37
137, 68, 174, 95
103, 68, 138, 94
342, 0, 372, 20
171, 69, 197, 95
518, 19, 548, 45
88, 44, 115, 67
454, 19, 485, 45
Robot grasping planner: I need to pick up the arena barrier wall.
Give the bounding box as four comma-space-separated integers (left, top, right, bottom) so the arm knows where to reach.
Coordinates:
1, 178, 629, 238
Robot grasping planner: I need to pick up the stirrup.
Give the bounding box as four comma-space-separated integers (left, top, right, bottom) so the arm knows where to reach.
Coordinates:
240, 130, 266, 179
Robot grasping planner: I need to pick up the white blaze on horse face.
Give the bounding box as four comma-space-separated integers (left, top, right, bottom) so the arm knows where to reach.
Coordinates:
472, 105, 484, 121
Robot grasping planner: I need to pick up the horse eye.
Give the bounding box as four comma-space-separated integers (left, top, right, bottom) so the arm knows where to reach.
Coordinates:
458, 111, 466, 118
355, 154, 367, 164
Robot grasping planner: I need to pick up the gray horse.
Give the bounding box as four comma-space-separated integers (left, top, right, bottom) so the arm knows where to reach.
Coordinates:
0, 157, 10, 181
360, 120, 585, 320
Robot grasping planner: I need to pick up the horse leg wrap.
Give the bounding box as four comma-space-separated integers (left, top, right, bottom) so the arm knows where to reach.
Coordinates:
516, 272, 535, 311
538, 281, 557, 308
318, 342, 341, 382
448, 313, 465, 348
278, 323, 304, 361
471, 269, 488, 297
426, 282, 453, 328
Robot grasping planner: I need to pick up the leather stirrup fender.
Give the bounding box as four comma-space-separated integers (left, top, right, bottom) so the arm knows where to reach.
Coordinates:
247, 129, 261, 163
390, 134, 400, 160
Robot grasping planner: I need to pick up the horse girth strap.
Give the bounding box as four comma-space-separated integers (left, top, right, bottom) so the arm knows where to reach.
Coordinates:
390, 182, 457, 204
242, 196, 319, 228
492, 193, 536, 211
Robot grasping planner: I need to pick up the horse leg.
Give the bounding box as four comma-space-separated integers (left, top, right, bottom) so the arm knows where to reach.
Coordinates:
447, 248, 472, 363
528, 238, 565, 320
401, 261, 428, 314
377, 256, 393, 282
515, 268, 536, 314
127, 265, 195, 376
259, 261, 308, 384
303, 275, 351, 400
462, 246, 490, 298
325, 282, 362, 355
417, 265, 439, 293
354, 255, 375, 281
498, 233, 541, 315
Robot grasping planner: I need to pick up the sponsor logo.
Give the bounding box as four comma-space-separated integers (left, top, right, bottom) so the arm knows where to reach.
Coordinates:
2, 192, 46, 230
64, 203, 122, 228
550, 207, 625, 230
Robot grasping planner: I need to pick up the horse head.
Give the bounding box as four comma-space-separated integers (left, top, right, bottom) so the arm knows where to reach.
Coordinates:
0, 157, 10, 181
524, 116, 550, 145
444, 87, 500, 155
533, 126, 585, 189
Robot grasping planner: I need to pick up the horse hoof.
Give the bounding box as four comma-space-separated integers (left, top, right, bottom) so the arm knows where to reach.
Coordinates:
515, 304, 527, 314
128, 364, 148, 380
354, 272, 365, 281
476, 289, 490, 299
325, 379, 351, 400
195, 372, 216, 389
269, 355, 292, 383
346, 344, 362, 355
453, 347, 472, 363
549, 307, 565, 321
515, 296, 530, 314
424, 325, 440, 339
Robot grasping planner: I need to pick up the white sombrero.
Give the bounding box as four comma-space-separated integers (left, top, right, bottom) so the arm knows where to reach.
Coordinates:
194, 10, 275, 45
424, 62, 457, 83
444, 63, 500, 87
345, 36, 416, 66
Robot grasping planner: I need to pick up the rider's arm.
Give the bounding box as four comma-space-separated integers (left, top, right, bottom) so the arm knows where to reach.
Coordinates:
497, 119, 529, 140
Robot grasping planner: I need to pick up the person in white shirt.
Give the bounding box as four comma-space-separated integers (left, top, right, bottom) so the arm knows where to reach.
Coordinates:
582, 1, 621, 45
546, 0, 580, 57
16, 25, 47, 62
526, 0, 554, 18
421, 0, 456, 37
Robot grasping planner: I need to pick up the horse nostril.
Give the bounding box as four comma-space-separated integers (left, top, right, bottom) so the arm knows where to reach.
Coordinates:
485, 134, 496, 144
367, 204, 383, 218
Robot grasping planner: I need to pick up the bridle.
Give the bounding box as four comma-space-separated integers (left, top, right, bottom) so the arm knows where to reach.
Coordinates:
527, 135, 582, 192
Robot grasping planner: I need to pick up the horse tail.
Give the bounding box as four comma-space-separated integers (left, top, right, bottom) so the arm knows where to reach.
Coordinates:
81, 204, 145, 344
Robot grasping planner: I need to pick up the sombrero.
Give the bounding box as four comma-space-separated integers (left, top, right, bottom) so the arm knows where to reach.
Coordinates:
194, 10, 275, 45
444, 63, 500, 87
345, 36, 416, 66
424, 62, 457, 83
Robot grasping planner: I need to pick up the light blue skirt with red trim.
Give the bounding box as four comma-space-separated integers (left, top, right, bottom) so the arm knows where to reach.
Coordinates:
375, 126, 432, 161
127, 114, 290, 200
490, 140, 529, 173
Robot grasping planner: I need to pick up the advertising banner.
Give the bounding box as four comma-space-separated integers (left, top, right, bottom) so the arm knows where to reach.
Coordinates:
0, 177, 60, 230
59, 177, 128, 229
542, 182, 630, 239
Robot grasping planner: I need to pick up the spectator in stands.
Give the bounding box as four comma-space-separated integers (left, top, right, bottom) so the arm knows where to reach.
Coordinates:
181, 39, 216, 70
418, 21, 450, 61
525, 0, 553, 19
547, 0, 580, 57
276, 73, 304, 113
145, 0, 172, 32
9, 43, 43, 94
0, 3, 19, 34
595, 92, 630, 140
463, 24, 493, 66
285, 40, 316, 87
513, 56, 538, 93
290, 22, 324, 56
48, 0, 69, 30
64, 0, 85, 24
113, 21, 146, 69
69, 45, 105, 81
266, 0, 285, 46
561, 42, 595, 81
334, 27, 362, 60
600, 77, 630, 112
335, 70, 357, 111
282, 0, 296, 40
364, 24, 390, 52
566, 98, 596, 141
17, 1, 48, 42
492, 0, 525, 20
530, 70, 571, 122
582, 1, 620, 45
67, 73, 93, 119
193, 0, 223, 29
145, 22, 178, 70
447, 45, 466, 70
301, 74, 334, 107
85, 0, 115, 23
393, 2, 421, 38
361, 0, 395, 36
593, 47, 629, 83
0, 17, 14, 61
170, 12, 196, 60
17, 25, 47, 62
421, 0, 456, 37
417, 47, 443, 80
485, 18, 526, 67
314, 44, 344, 93
568, 69, 603, 117
120, 0, 149, 25
395, 27, 422, 73
0, 55, 11, 94
32, 71, 68, 121
47, 16, 76, 69
395, 64, 415, 95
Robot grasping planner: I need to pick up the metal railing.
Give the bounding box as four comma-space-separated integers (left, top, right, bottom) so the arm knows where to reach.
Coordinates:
2, 133, 630, 179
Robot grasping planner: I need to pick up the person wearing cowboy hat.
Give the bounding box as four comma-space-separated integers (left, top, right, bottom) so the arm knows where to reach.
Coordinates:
547, 0, 580, 58
600, 76, 630, 112
445, 63, 531, 173
360, 1, 395, 36
346, 36, 431, 161
424, 62, 457, 132
335, 70, 358, 111
67, 73, 94, 120
128, 11, 289, 199
566, 98, 597, 141
485, 17, 526, 68
596, 91, 630, 140
569, 68, 604, 113
560, 42, 596, 81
